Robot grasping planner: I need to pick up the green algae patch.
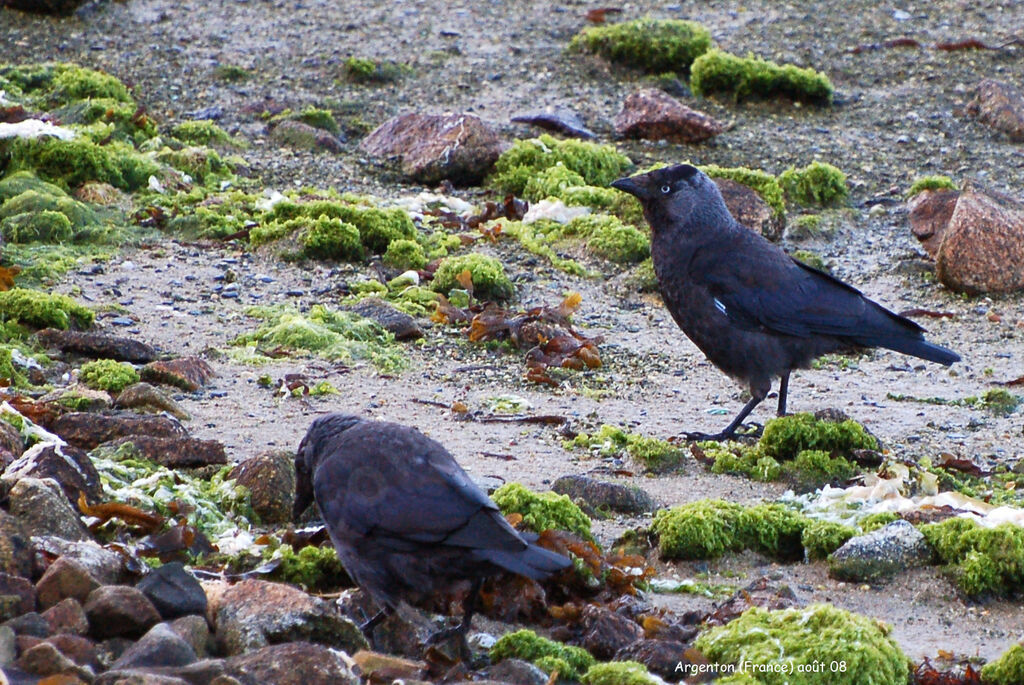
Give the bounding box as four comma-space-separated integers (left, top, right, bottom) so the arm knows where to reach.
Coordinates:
782, 449, 856, 493
491, 482, 592, 541
652, 499, 746, 560
760, 413, 877, 461
5, 137, 160, 192
566, 424, 685, 472
0, 185, 102, 238
973, 389, 1020, 417
1, 209, 72, 243
170, 120, 238, 148
0, 348, 30, 389
695, 604, 910, 685
0, 170, 68, 203
981, 643, 1024, 685
269, 198, 415, 253
268, 543, 347, 592
300, 216, 364, 261
0, 288, 94, 330
920, 517, 1024, 597
859, 512, 900, 533
53, 98, 158, 143
156, 146, 231, 185
790, 249, 827, 272
382, 238, 427, 271
522, 164, 643, 224
908, 175, 957, 198
701, 164, 786, 220
233, 304, 405, 373
778, 162, 848, 207
343, 56, 409, 84
79, 358, 140, 393
690, 49, 834, 105
491, 220, 593, 277
801, 520, 856, 560
581, 661, 659, 685
738, 503, 808, 560
569, 18, 711, 75
490, 629, 596, 681
432, 253, 515, 302
570, 214, 650, 263
490, 134, 633, 197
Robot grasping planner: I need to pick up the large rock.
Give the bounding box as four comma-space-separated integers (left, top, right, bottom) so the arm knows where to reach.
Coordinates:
107, 436, 227, 469
140, 358, 216, 392
8, 477, 90, 541
228, 452, 294, 525
615, 639, 692, 682
214, 579, 367, 656
49, 413, 188, 451
714, 177, 784, 241
113, 383, 190, 421
909, 188, 960, 257
36, 556, 100, 610
0, 420, 23, 469
224, 642, 359, 685
829, 520, 932, 582
935, 185, 1024, 294
110, 622, 198, 671
360, 112, 504, 186
348, 297, 423, 341
614, 89, 725, 143
579, 604, 644, 660
84, 585, 162, 639
35, 329, 158, 364
965, 79, 1024, 142
33, 537, 127, 586
551, 475, 657, 515
136, 563, 207, 620
269, 120, 344, 153
2, 443, 103, 505
41, 597, 89, 636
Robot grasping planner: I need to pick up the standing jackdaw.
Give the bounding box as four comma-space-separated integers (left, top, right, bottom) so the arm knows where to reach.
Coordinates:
611, 164, 959, 440
293, 413, 570, 648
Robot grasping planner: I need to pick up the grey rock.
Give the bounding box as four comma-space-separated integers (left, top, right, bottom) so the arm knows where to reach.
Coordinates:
348, 297, 423, 340
32, 537, 127, 585
829, 520, 932, 582
3, 612, 50, 638
137, 562, 208, 620
0, 572, 35, 620
0, 511, 33, 579
269, 120, 344, 153
224, 642, 359, 685
111, 622, 198, 670
41, 597, 89, 636
9, 477, 90, 541
167, 615, 210, 657
35, 328, 158, 363
485, 657, 550, 685
84, 585, 162, 639
2, 443, 103, 505
0, 624, 15, 667
49, 412, 188, 451
551, 474, 657, 516
114, 383, 190, 421
36, 556, 101, 610
965, 78, 1024, 142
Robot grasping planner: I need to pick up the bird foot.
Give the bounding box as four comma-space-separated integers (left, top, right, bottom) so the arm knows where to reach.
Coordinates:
682, 423, 763, 442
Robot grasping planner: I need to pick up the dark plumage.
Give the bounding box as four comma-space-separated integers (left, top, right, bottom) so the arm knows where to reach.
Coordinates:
293, 413, 570, 648
611, 164, 960, 440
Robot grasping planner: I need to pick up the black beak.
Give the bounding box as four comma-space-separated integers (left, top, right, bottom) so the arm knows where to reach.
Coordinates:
611, 175, 646, 200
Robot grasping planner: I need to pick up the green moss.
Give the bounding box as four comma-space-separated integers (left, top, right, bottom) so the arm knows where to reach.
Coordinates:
0, 288, 94, 329
694, 604, 910, 685
170, 120, 236, 147
491, 482, 592, 540
566, 424, 685, 471
701, 164, 786, 220
0, 188, 100, 234
382, 238, 427, 271
157, 146, 229, 185
0, 348, 30, 388
921, 518, 1024, 597
778, 162, 848, 207
981, 643, 1024, 685
571, 215, 650, 263
652, 499, 746, 560
581, 661, 659, 685
432, 253, 515, 302
790, 249, 828, 272
270, 544, 347, 591
781, 449, 857, 492
802, 520, 856, 560
50, 97, 157, 143
301, 216, 364, 261
691, 49, 834, 105
908, 175, 957, 197
859, 512, 900, 533
0, 170, 67, 203
5, 137, 159, 191
0, 243, 114, 286
760, 413, 878, 461
214, 64, 251, 82
296, 107, 340, 135
522, 163, 587, 201
343, 57, 409, 84
270, 199, 415, 253
79, 358, 140, 393
489, 629, 596, 681
789, 214, 823, 236
738, 503, 808, 560
490, 134, 633, 196
569, 18, 712, 75
49, 64, 132, 104
497, 221, 594, 277
1, 210, 73, 243
232, 304, 405, 373
975, 389, 1020, 417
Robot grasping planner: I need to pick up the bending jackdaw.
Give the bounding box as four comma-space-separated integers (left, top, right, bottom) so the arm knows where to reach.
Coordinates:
611, 164, 959, 440
293, 413, 570, 648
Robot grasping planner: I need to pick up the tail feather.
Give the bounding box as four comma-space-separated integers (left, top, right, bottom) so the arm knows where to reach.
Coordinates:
851, 303, 960, 366
478, 543, 572, 581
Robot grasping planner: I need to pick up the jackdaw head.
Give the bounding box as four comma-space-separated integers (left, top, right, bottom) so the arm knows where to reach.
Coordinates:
611, 164, 727, 231
293, 413, 363, 519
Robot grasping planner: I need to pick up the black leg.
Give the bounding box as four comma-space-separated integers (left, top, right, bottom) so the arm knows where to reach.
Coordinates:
360, 607, 391, 637
777, 372, 790, 417
424, 578, 482, 660
684, 392, 766, 442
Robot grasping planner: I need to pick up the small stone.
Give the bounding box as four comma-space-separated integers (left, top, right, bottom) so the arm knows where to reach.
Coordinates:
106, 436, 227, 469
113, 383, 190, 421
38, 385, 111, 413
136, 563, 207, 620
110, 622, 198, 670
0, 573, 35, 620
84, 586, 161, 639
167, 615, 210, 657
43, 633, 98, 669
2, 443, 103, 505
3, 612, 50, 637
360, 112, 504, 186
935, 184, 1024, 294
228, 452, 295, 525
615, 639, 692, 681
485, 658, 550, 685
908, 188, 960, 257
350, 650, 426, 681
49, 413, 187, 451
270, 120, 344, 153
551, 475, 657, 515
94, 670, 192, 685
9, 477, 90, 541
32, 538, 127, 585
34, 329, 158, 364
614, 89, 725, 143
829, 520, 932, 582
965, 79, 1024, 142
41, 598, 89, 636
36, 557, 100, 610
348, 297, 424, 340
511, 107, 596, 139
0, 420, 24, 469
0, 624, 14, 666
0, 511, 34, 579
579, 604, 644, 660
715, 177, 785, 241
15, 640, 82, 678
224, 642, 359, 685
140, 358, 216, 392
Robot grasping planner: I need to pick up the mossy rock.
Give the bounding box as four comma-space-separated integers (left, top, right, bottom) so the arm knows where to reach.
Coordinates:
0, 288, 94, 330
569, 18, 711, 75
566, 424, 685, 472
0, 170, 67, 203
157, 146, 230, 184
79, 358, 140, 393
581, 661, 659, 685
778, 162, 848, 207
300, 216, 364, 261
651, 499, 746, 560
694, 604, 910, 684
780, 449, 857, 492
907, 175, 957, 198
490, 134, 633, 196
802, 520, 856, 561
170, 120, 237, 147
981, 643, 1024, 685
489, 629, 596, 681
690, 49, 834, 105
491, 482, 592, 540
52, 97, 157, 143
920, 518, 1024, 597
269, 199, 415, 254
0, 347, 30, 388
431, 253, 515, 302
759, 412, 877, 461
701, 164, 786, 220
1, 210, 73, 243
270, 544, 350, 592
382, 238, 426, 271
4, 137, 159, 191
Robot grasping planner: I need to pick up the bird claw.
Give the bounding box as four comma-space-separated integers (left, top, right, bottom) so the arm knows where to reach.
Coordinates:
681, 422, 762, 442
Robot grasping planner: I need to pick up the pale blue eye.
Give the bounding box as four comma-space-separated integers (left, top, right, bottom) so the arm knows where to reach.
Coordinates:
661, 185, 671, 194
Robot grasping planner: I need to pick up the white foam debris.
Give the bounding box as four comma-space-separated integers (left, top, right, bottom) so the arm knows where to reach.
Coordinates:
256, 188, 287, 211
0, 119, 76, 141
390, 191, 474, 219
523, 198, 590, 224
